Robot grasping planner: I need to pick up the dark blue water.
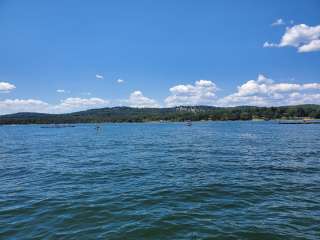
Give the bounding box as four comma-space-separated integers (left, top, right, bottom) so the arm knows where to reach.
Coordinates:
0, 122, 319, 239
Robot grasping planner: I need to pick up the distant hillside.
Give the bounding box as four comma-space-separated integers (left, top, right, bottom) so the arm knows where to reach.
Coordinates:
1, 105, 320, 124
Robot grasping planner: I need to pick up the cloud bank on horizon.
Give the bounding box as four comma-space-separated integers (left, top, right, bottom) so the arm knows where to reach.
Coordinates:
1, 73, 320, 115
0, 97, 110, 115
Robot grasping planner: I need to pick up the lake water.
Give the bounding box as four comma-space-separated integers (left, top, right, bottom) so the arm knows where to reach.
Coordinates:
0, 122, 319, 239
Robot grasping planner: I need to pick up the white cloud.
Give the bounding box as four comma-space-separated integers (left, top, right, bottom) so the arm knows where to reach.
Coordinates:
53, 97, 109, 113
285, 93, 320, 105
0, 99, 49, 114
96, 74, 104, 79
0, 97, 109, 115
280, 24, 320, 47
271, 18, 285, 26
0, 82, 16, 92
57, 89, 67, 93
165, 80, 217, 107
263, 41, 279, 48
264, 24, 320, 52
124, 91, 160, 108
298, 39, 320, 52
117, 79, 124, 83
218, 74, 320, 106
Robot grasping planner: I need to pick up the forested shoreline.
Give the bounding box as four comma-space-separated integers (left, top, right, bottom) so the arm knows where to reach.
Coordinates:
1, 105, 320, 125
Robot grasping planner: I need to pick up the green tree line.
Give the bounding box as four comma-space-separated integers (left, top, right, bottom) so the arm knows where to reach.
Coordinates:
1, 105, 320, 124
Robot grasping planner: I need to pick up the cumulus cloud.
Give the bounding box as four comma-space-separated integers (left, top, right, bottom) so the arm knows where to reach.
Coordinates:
0, 82, 16, 93
0, 97, 109, 115
218, 74, 320, 106
165, 80, 217, 107
298, 39, 320, 52
264, 24, 320, 52
96, 74, 104, 79
271, 18, 285, 26
117, 79, 124, 83
124, 91, 160, 108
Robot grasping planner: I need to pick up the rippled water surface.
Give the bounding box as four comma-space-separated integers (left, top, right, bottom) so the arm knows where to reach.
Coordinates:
1, 122, 320, 239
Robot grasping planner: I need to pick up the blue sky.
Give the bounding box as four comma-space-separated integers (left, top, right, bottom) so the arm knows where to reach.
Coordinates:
1, 0, 320, 114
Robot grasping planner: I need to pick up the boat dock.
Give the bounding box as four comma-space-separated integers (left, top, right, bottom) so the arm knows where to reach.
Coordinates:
278, 120, 320, 124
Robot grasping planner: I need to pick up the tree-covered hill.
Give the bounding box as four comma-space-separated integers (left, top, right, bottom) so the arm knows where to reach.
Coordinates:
1, 105, 320, 125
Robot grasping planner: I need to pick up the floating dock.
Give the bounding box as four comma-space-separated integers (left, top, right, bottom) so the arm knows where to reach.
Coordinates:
278, 120, 320, 124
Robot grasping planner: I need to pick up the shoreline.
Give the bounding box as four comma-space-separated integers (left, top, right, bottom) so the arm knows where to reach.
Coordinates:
1, 119, 320, 126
